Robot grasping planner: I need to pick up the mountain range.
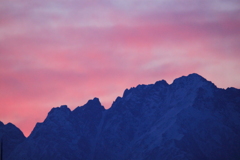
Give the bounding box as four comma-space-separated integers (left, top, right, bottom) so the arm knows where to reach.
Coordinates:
1, 73, 240, 160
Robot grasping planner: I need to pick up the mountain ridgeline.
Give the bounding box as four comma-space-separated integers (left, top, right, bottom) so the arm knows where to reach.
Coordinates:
1, 73, 240, 160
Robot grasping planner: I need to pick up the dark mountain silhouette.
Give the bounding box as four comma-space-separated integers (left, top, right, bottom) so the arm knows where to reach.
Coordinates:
2, 73, 240, 160
0, 122, 25, 160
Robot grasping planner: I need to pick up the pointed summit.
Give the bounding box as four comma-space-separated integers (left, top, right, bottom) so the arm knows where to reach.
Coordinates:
154, 79, 169, 86
84, 98, 103, 109
72, 97, 105, 115
48, 105, 71, 115
6, 122, 15, 128
187, 73, 207, 80
173, 73, 205, 83
171, 73, 216, 89
0, 121, 26, 159
81, 97, 105, 111
46, 105, 71, 122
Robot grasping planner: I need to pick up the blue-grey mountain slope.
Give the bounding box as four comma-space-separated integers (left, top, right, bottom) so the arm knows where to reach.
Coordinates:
5, 73, 240, 160
0, 122, 26, 160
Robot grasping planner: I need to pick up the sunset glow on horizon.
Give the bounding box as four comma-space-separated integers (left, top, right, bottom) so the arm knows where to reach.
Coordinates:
1, 0, 240, 136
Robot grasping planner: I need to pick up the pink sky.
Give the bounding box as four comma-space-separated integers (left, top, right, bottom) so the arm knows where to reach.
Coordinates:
1, 0, 240, 136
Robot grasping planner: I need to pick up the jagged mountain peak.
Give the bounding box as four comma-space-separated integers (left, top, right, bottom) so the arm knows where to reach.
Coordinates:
118, 73, 209, 104
171, 73, 216, 89
45, 105, 71, 122
82, 97, 104, 110
112, 74, 210, 112
73, 97, 105, 113
122, 73, 207, 99
5, 122, 15, 128
59, 104, 69, 109
0, 122, 22, 132
172, 73, 205, 84
84, 97, 103, 108
49, 105, 71, 113
154, 79, 169, 86
0, 121, 26, 160
3, 73, 240, 160
187, 73, 204, 78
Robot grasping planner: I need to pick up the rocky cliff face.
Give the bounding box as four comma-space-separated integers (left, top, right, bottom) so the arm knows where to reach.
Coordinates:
3, 73, 240, 160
